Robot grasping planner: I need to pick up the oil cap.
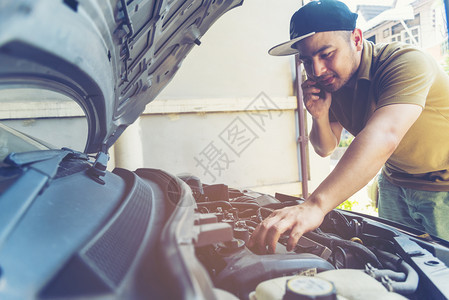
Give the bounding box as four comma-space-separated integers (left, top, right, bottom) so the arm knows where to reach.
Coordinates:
283, 277, 337, 300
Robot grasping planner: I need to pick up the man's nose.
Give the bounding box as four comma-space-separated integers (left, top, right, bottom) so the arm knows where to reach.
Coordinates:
312, 59, 327, 77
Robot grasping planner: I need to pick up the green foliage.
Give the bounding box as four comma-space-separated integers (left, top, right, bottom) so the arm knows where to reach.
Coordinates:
338, 135, 354, 147
443, 55, 449, 75
337, 199, 358, 210
337, 197, 378, 215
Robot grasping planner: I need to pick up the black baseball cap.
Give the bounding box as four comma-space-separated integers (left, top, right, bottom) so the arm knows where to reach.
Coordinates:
269, 0, 358, 56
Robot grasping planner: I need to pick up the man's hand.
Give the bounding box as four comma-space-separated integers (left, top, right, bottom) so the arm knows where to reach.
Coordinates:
303, 78, 342, 157
302, 79, 331, 120
247, 201, 325, 254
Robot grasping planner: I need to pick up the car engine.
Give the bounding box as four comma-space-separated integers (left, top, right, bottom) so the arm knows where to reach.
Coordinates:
166, 172, 449, 300
1, 162, 449, 299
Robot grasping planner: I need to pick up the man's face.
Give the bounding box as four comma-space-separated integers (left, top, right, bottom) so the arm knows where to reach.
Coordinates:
296, 30, 362, 92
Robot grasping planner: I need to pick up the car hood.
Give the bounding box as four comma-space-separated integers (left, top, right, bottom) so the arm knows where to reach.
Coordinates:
0, 0, 242, 154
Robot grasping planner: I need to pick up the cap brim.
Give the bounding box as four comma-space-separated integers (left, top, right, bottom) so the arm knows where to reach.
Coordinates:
268, 32, 316, 56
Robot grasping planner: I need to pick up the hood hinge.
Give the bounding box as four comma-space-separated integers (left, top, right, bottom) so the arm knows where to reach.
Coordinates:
87, 144, 109, 185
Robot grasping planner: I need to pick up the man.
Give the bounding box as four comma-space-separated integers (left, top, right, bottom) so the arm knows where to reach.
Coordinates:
248, 0, 449, 253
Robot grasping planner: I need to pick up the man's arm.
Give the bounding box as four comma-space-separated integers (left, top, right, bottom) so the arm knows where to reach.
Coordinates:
248, 103, 423, 253
302, 79, 343, 157
310, 119, 343, 157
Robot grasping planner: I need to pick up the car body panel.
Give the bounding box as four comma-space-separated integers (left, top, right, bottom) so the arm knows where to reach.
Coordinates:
0, 0, 243, 153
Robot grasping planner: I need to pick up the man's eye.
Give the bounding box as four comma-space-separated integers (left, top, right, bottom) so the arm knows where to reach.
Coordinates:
321, 52, 333, 59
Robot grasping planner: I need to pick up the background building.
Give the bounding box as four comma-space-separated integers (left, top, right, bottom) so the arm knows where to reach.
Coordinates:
358, 0, 448, 62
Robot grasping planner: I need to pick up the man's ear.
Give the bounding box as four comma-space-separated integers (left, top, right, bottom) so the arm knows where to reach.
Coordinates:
352, 28, 363, 51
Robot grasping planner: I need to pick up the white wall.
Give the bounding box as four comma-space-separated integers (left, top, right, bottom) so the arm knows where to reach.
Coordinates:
139, 105, 299, 188
115, 0, 331, 196
0, 88, 88, 151
157, 0, 300, 99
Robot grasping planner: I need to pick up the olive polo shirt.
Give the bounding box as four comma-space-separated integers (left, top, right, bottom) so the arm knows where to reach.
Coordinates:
329, 39, 449, 191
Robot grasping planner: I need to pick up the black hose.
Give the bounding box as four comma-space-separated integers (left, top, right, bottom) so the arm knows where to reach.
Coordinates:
257, 207, 273, 219
365, 264, 406, 281
196, 201, 233, 210
238, 209, 256, 218
262, 201, 301, 210
375, 250, 419, 295
231, 202, 269, 210
245, 220, 259, 228
197, 201, 265, 211
305, 231, 383, 268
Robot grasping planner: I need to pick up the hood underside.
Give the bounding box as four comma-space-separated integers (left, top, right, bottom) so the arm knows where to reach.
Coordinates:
0, 0, 243, 153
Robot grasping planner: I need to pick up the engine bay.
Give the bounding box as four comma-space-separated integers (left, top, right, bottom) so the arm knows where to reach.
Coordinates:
176, 175, 449, 300
2, 164, 449, 299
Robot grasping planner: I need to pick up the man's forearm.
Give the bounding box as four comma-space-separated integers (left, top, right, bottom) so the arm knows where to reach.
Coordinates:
309, 117, 341, 157
307, 104, 422, 214
307, 126, 395, 213
248, 126, 397, 254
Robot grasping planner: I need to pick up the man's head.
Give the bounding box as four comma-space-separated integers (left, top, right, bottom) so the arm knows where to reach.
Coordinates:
296, 29, 363, 92
269, 0, 363, 92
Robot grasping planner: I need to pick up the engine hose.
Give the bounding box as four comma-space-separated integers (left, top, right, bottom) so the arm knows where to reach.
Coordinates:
365, 264, 406, 281
257, 207, 273, 219
245, 220, 259, 229
238, 209, 256, 218
262, 201, 301, 210
196, 201, 233, 210
305, 231, 383, 268
232, 202, 264, 210
374, 250, 419, 295
197, 201, 264, 211
196, 202, 274, 223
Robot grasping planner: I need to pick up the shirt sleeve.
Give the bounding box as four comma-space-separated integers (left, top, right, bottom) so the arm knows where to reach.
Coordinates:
374, 49, 436, 109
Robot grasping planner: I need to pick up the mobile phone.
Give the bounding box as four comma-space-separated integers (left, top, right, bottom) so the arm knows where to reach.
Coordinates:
313, 83, 326, 99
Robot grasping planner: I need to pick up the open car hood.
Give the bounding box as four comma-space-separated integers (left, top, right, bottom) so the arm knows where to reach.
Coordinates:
0, 0, 242, 154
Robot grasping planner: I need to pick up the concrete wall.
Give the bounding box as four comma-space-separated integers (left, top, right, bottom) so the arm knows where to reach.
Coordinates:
156, 0, 300, 99
114, 0, 331, 195
115, 96, 304, 194
0, 88, 88, 151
